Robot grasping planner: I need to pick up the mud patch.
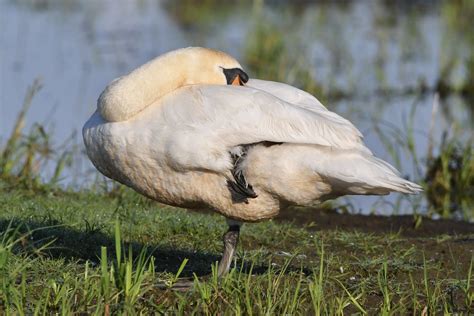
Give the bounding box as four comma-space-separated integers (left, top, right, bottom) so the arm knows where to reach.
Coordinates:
277, 207, 474, 237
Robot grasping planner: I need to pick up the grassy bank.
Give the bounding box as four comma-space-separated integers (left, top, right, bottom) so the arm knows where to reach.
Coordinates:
0, 80, 473, 315
0, 184, 472, 314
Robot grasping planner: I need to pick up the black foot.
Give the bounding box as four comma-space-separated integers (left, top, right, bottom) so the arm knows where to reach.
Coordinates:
228, 173, 258, 198
228, 147, 258, 202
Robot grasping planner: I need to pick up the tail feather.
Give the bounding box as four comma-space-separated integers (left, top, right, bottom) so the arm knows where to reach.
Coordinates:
314, 151, 423, 196
364, 156, 423, 194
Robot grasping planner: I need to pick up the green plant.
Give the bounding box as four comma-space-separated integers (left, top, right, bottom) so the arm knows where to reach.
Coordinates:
0, 79, 73, 188
462, 255, 473, 308
377, 260, 392, 314
0, 221, 54, 314
425, 139, 474, 219
309, 241, 326, 315
99, 220, 156, 311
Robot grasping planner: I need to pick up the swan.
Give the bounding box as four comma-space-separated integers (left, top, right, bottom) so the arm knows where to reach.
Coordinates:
83, 47, 422, 277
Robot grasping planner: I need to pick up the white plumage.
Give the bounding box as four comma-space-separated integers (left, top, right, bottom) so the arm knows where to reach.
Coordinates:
83, 47, 421, 222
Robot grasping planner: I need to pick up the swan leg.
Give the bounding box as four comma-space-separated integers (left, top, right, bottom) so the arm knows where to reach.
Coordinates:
217, 222, 241, 277
157, 222, 241, 290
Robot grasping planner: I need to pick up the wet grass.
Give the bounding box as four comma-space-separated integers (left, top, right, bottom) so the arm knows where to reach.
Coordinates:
0, 185, 472, 314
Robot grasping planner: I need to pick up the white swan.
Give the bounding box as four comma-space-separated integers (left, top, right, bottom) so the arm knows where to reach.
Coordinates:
83, 47, 422, 276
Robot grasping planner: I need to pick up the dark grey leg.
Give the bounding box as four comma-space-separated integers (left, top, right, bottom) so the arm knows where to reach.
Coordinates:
217, 222, 241, 277
158, 220, 242, 290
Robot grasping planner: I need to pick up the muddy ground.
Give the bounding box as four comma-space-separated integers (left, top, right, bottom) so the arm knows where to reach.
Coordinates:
277, 208, 474, 237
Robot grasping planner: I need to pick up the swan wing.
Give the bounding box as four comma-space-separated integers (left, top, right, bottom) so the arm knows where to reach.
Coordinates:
161, 84, 370, 174
244, 80, 366, 140
246, 79, 329, 112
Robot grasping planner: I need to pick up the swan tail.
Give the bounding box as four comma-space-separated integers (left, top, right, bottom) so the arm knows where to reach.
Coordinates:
315, 151, 423, 196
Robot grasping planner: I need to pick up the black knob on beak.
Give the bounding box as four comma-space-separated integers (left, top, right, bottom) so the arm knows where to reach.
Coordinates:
223, 68, 249, 85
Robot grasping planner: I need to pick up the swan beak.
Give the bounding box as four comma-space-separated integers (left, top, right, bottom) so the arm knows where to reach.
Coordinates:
223, 68, 249, 86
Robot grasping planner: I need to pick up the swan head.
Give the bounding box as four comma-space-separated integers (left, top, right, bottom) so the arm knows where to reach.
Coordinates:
177, 47, 249, 87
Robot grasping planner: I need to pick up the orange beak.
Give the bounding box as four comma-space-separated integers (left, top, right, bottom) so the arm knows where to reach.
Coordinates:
231, 75, 244, 86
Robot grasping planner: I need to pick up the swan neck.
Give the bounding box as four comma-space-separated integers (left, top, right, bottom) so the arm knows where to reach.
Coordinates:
97, 52, 191, 122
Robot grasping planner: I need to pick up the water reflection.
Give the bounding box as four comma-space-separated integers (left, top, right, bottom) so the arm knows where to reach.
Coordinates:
1, 0, 473, 216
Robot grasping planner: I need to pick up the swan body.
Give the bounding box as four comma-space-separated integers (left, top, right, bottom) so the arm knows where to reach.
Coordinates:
83, 47, 421, 221
83, 47, 421, 276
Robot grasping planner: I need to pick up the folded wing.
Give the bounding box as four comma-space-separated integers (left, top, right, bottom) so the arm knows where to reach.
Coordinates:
246, 79, 329, 112
161, 84, 371, 174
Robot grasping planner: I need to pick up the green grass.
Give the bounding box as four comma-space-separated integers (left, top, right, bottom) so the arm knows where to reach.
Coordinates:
0, 185, 472, 314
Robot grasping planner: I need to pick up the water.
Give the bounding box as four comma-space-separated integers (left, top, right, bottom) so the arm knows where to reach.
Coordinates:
1, 0, 473, 215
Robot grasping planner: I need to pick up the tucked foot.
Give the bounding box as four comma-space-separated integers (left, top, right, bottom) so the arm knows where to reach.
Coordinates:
227, 176, 257, 201
228, 147, 258, 201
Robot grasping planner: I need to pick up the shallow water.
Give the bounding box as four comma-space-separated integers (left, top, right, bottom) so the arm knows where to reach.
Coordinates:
1, 0, 473, 216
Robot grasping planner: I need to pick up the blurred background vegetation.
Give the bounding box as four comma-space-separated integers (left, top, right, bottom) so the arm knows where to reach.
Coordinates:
1, 0, 473, 221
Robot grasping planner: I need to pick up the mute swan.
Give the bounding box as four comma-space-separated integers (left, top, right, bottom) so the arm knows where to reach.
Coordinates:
83, 47, 422, 277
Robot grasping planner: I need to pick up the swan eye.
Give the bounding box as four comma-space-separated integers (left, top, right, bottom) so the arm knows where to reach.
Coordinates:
222, 68, 249, 86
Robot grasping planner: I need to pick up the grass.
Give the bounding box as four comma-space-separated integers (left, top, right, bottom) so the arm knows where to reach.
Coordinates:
0, 185, 472, 314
